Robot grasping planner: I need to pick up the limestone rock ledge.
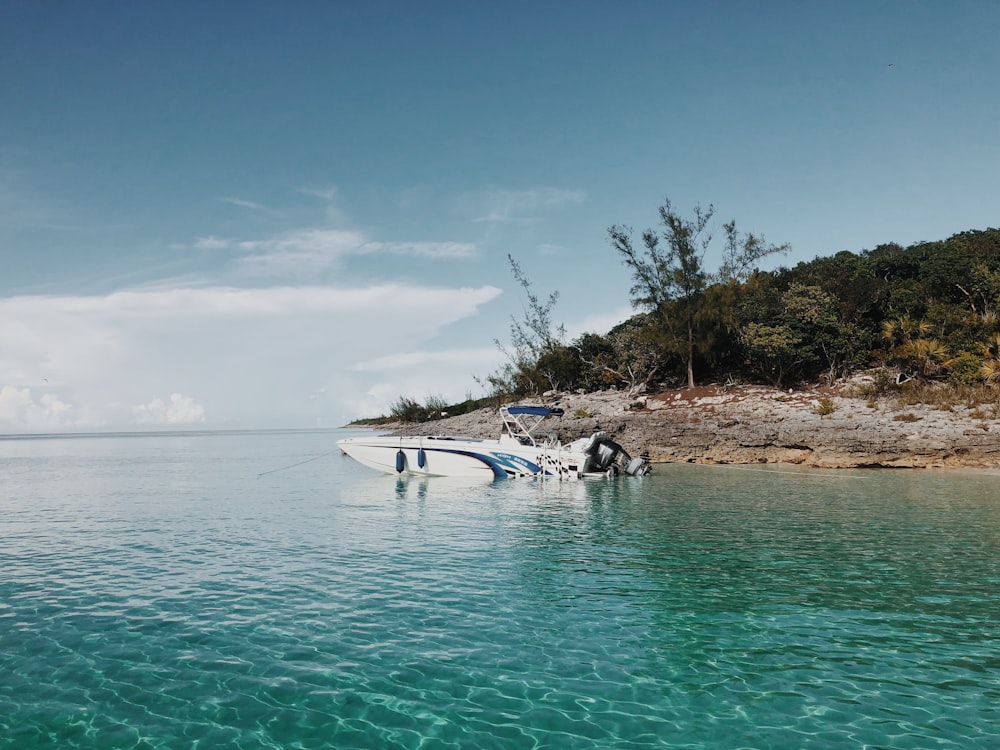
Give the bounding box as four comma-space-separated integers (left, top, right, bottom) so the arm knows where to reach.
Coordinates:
389, 385, 1000, 470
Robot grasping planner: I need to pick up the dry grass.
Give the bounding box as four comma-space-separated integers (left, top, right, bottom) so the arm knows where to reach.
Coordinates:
848, 371, 1000, 413
815, 396, 837, 416
894, 383, 1000, 409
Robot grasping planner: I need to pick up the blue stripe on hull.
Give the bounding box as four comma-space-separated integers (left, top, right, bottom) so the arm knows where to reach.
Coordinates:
417, 447, 549, 479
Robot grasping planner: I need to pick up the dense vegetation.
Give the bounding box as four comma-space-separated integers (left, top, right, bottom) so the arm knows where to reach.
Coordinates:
370, 197, 1000, 423
352, 394, 497, 427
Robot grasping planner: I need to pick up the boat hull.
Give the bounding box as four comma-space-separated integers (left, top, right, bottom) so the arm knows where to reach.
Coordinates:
338, 432, 650, 479
337, 436, 570, 479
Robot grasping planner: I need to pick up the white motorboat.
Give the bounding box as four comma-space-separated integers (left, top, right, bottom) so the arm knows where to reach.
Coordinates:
338, 405, 651, 480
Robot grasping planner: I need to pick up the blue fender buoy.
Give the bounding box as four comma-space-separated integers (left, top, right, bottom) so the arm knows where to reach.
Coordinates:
395, 449, 405, 473
417, 448, 426, 468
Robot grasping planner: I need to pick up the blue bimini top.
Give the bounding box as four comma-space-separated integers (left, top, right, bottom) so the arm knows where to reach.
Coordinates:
505, 406, 565, 417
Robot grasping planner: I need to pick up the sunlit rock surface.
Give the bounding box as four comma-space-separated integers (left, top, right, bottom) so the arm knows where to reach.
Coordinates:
389, 384, 1000, 469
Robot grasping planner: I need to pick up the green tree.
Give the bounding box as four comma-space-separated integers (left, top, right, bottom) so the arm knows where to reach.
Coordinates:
719, 220, 791, 284
534, 345, 584, 393
740, 322, 801, 387
609, 200, 712, 388
783, 283, 871, 383
572, 332, 619, 391
784, 250, 879, 324
388, 396, 425, 422
574, 314, 668, 395
482, 255, 567, 396
609, 198, 787, 387
739, 282, 870, 386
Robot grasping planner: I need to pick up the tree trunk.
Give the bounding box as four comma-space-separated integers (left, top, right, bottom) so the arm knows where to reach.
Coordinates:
686, 322, 696, 388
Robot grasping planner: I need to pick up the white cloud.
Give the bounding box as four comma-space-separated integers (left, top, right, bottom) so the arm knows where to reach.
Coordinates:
220, 196, 271, 212
0, 385, 90, 431
233, 228, 476, 276
297, 185, 339, 202
468, 187, 587, 223
343, 347, 507, 419
0, 283, 503, 430
358, 241, 475, 259
132, 393, 206, 425
354, 347, 501, 372
238, 229, 364, 254
195, 235, 230, 250
566, 305, 636, 338
0, 283, 499, 319
295, 185, 351, 224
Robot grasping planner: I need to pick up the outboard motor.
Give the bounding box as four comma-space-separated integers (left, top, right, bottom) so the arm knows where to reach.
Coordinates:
581, 433, 652, 476
625, 456, 651, 476
605, 440, 652, 476
593, 441, 619, 471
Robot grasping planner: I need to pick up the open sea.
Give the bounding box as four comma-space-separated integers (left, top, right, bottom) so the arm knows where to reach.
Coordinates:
2, 428, 999, 749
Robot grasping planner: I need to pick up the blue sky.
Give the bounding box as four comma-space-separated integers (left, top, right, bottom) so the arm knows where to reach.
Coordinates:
2, 1, 998, 430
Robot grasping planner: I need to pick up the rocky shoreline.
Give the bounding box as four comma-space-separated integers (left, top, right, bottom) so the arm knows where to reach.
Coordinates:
385, 383, 1000, 469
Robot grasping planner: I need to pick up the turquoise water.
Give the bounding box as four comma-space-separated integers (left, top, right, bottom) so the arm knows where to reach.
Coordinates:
2, 430, 999, 749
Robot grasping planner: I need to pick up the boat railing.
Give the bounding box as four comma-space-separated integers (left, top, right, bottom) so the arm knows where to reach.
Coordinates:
499, 405, 564, 447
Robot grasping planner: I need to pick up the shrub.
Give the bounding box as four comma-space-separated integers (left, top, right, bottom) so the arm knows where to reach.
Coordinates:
389, 396, 427, 422
948, 350, 985, 386
388, 394, 454, 423
850, 369, 898, 401
815, 396, 837, 416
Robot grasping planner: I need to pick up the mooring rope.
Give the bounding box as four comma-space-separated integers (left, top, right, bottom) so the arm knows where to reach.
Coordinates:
257, 448, 341, 477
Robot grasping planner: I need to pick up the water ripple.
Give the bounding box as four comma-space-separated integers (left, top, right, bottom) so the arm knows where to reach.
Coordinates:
2, 435, 1000, 747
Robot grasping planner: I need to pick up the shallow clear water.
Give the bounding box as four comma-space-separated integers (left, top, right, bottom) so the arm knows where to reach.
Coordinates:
2, 430, 1000, 748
